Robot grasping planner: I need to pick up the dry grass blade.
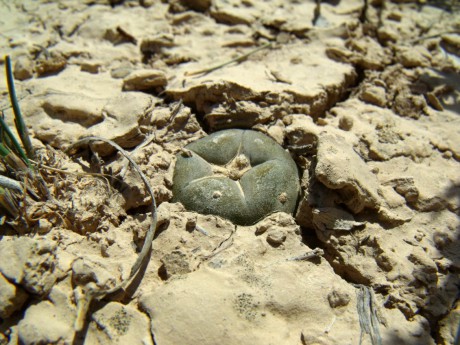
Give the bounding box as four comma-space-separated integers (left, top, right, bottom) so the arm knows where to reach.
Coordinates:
356, 285, 383, 345
67, 136, 158, 331
185, 42, 273, 76
0, 175, 22, 192
0, 186, 20, 217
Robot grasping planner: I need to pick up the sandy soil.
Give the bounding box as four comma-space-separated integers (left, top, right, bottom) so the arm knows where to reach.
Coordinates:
0, 0, 459, 344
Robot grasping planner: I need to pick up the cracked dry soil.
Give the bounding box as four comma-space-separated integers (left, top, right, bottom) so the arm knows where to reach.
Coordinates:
0, 1, 459, 345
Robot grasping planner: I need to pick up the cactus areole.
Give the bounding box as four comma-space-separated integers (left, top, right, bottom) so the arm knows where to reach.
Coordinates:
172, 129, 300, 225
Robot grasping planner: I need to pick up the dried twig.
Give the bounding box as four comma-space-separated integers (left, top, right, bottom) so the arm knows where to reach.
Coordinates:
31, 159, 121, 181
286, 248, 324, 261
185, 42, 273, 77
410, 30, 460, 44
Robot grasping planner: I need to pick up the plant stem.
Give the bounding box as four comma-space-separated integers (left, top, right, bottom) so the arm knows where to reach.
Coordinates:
0, 117, 31, 169
5, 55, 34, 159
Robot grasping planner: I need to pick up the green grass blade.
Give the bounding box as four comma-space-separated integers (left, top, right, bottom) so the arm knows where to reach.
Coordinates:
1, 111, 14, 153
0, 117, 31, 168
5, 55, 34, 159
0, 143, 10, 157
0, 142, 28, 172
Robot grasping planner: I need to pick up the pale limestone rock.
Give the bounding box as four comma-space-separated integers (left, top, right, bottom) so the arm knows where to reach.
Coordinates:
327, 289, 351, 308
360, 84, 387, 107
13, 55, 33, 80
122, 69, 167, 91
0, 237, 58, 296
85, 302, 153, 345
18, 283, 75, 345
315, 133, 382, 213
41, 93, 105, 127
0, 272, 28, 319
87, 91, 155, 154
284, 114, 321, 148
140, 264, 360, 345
397, 46, 432, 68
266, 227, 287, 247
72, 256, 117, 291
438, 303, 460, 345
160, 250, 192, 279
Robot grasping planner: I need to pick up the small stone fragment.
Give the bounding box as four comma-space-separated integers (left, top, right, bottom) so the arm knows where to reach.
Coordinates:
151, 108, 172, 127
18, 285, 75, 345
255, 220, 270, 235
210, 7, 255, 25
315, 133, 382, 213
327, 289, 351, 308
14, 55, 33, 80
377, 26, 398, 43
438, 303, 460, 345
0, 273, 28, 319
393, 91, 427, 119
36, 219, 52, 234
140, 35, 175, 54
85, 302, 153, 345
80, 62, 101, 74
111, 62, 133, 79
72, 257, 116, 291
312, 207, 366, 232
42, 93, 105, 127
384, 177, 419, 204
441, 34, 460, 57
267, 122, 285, 145
339, 115, 354, 131
285, 115, 320, 149
123, 69, 167, 91
185, 214, 197, 232
266, 228, 287, 247
160, 250, 191, 279
397, 46, 431, 68
360, 85, 387, 107
180, 0, 211, 11
35, 51, 67, 77
0, 238, 58, 296
426, 92, 444, 111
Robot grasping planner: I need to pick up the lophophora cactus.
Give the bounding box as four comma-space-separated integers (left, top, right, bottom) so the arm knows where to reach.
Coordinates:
173, 129, 300, 225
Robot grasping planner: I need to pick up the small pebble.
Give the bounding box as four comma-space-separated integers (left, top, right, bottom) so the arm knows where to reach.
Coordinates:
266, 228, 286, 247
14, 56, 33, 80
339, 115, 354, 131
327, 290, 350, 308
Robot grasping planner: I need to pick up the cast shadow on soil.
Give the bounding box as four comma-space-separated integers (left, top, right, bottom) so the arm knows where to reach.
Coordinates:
420, 69, 460, 115
299, 180, 460, 343
424, 182, 460, 343
385, 332, 443, 345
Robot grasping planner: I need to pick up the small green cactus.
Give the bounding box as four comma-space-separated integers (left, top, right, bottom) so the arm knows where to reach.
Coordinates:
173, 129, 300, 225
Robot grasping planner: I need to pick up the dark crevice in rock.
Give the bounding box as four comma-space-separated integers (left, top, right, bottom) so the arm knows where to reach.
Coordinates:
299, 226, 322, 250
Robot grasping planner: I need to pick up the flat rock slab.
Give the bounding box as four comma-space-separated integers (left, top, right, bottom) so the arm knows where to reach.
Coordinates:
13, 67, 159, 151
139, 227, 361, 345
167, 41, 356, 129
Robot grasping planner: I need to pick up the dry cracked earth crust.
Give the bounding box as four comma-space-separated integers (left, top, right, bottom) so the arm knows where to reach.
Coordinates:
0, 0, 459, 344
